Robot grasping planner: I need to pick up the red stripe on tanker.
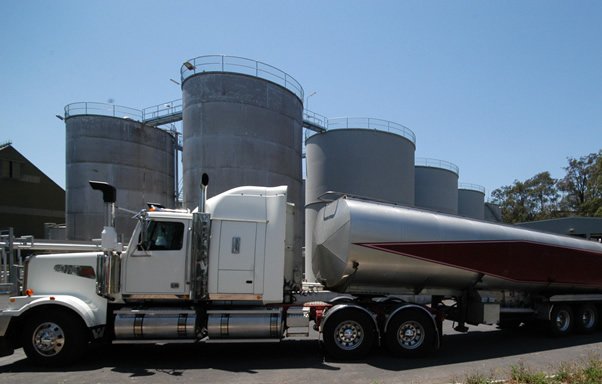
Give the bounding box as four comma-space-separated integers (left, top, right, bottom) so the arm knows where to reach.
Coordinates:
358, 240, 602, 287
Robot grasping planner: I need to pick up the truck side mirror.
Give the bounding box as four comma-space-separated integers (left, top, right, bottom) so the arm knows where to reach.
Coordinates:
136, 218, 151, 251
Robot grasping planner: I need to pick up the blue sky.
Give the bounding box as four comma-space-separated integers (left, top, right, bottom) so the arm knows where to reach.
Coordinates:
1, 0, 601, 200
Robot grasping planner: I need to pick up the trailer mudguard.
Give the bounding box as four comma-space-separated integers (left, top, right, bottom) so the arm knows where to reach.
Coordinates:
320, 303, 379, 335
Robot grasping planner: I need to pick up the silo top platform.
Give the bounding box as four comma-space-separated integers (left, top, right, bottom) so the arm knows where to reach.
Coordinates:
415, 157, 459, 176
180, 55, 304, 102
307, 117, 416, 145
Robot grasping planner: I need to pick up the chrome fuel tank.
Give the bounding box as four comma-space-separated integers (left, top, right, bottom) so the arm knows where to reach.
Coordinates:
312, 197, 602, 295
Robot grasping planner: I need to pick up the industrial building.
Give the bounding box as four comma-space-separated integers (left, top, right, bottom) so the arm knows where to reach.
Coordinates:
516, 217, 602, 241
0, 142, 65, 238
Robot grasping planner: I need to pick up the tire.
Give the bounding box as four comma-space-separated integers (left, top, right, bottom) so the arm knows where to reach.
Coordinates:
21, 309, 89, 366
548, 304, 573, 336
574, 303, 598, 334
322, 308, 376, 360
385, 309, 436, 357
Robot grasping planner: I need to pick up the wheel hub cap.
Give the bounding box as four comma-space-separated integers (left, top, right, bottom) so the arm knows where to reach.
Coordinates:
398, 321, 424, 350
33, 322, 65, 356
334, 321, 364, 350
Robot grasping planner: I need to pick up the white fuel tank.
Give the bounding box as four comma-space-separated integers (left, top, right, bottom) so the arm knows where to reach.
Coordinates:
312, 197, 602, 296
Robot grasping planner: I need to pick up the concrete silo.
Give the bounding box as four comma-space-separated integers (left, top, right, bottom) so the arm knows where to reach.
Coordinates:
305, 117, 416, 281
458, 183, 486, 219
65, 103, 176, 241
414, 158, 459, 215
180, 55, 304, 282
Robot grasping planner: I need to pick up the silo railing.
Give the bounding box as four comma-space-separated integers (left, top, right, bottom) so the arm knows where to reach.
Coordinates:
459, 182, 486, 194
65, 102, 143, 121
180, 55, 304, 101
415, 157, 460, 176
305, 116, 416, 144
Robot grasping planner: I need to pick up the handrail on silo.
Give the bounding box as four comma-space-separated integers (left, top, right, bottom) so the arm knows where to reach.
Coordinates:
180, 55, 304, 101
324, 117, 416, 144
64, 102, 144, 121
459, 183, 486, 194
415, 157, 460, 176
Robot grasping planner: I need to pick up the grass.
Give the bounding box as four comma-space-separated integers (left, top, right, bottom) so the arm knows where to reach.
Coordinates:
461, 355, 602, 384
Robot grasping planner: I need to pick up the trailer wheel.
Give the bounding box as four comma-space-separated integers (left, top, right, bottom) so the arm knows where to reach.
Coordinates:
574, 304, 598, 334
323, 309, 375, 360
548, 304, 573, 336
21, 309, 89, 366
385, 309, 436, 357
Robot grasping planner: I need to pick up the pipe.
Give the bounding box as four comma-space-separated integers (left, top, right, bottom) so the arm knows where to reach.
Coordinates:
199, 173, 209, 213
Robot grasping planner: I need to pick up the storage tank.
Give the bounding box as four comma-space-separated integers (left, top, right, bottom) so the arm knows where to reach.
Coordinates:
180, 55, 304, 281
313, 196, 602, 295
305, 117, 416, 282
458, 183, 486, 219
415, 158, 459, 215
65, 102, 176, 241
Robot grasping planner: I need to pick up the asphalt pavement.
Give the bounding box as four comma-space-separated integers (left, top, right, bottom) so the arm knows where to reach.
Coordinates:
2, 321, 602, 384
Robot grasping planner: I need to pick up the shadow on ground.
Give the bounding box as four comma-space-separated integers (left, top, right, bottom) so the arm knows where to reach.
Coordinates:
2, 325, 602, 376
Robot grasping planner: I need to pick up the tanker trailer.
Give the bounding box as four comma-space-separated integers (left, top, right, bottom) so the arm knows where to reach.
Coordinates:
311, 194, 602, 357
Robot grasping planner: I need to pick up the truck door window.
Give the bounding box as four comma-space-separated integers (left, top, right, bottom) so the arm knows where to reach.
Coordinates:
144, 221, 184, 250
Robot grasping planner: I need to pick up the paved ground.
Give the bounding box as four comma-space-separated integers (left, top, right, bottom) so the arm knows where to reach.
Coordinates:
2, 322, 602, 384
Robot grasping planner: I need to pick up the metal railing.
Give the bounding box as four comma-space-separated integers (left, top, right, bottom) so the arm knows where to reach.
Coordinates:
65, 102, 144, 121
1, 228, 20, 295
415, 157, 460, 175
141, 99, 183, 123
459, 183, 486, 194
180, 55, 304, 101
65, 101, 185, 126
305, 117, 416, 144
303, 109, 328, 131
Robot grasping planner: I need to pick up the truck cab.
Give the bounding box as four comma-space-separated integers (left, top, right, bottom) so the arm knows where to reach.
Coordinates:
114, 185, 295, 304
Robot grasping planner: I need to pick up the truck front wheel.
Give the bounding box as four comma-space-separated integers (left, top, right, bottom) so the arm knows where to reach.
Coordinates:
21, 309, 89, 366
323, 309, 375, 360
385, 309, 436, 357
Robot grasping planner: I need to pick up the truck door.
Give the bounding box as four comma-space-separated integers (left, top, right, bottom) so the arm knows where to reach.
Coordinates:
216, 221, 259, 294
123, 220, 188, 295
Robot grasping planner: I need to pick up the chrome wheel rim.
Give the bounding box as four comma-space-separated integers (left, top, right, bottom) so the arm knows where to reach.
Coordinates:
580, 308, 596, 329
555, 310, 571, 332
32, 322, 65, 357
397, 321, 425, 350
334, 320, 364, 351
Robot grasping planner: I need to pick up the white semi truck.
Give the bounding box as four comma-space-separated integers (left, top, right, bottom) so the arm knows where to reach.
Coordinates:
2, 176, 602, 365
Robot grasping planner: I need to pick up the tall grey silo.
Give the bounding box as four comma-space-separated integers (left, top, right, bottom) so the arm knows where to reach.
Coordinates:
305, 118, 416, 282
65, 103, 176, 241
414, 158, 459, 215
458, 183, 485, 219
181, 55, 304, 282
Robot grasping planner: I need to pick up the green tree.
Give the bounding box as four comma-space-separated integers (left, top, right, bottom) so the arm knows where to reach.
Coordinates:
490, 171, 559, 223
558, 151, 602, 216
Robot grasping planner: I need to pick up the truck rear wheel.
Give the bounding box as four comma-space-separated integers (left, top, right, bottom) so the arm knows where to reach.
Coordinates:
575, 303, 598, 334
548, 304, 573, 336
21, 309, 88, 366
323, 309, 375, 360
385, 309, 436, 357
